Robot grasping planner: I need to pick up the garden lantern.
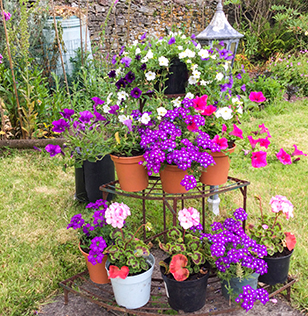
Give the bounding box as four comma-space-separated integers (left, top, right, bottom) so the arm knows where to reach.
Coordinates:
196, 0, 244, 69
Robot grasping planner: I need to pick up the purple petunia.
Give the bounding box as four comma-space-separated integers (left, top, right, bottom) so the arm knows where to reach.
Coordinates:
60, 108, 74, 119
135, 54, 141, 61
52, 119, 70, 133
236, 73, 242, 80
79, 111, 93, 124
111, 55, 117, 65
115, 78, 126, 90
123, 119, 133, 132
108, 70, 116, 78
45, 144, 62, 157
125, 71, 135, 83
241, 84, 246, 92
121, 57, 132, 68
109, 105, 119, 115
119, 46, 125, 56
130, 87, 142, 99
140, 32, 147, 40
94, 111, 106, 121
140, 63, 147, 71
168, 37, 176, 45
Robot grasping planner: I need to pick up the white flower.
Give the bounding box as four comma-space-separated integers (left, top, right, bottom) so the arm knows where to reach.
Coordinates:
237, 105, 243, 114
198, 49, 209, 59
179, 51, 187, 59
117, 91, 128, 101
192, 70, 201, 79
140, 113, 151, 124
215, 107, 233, 120
200, 80, 207, 86
135, 47, 141, 54
103, 104, 111, 113
223, 62, 230, 71
181, 34, 186, 39
216, 72, 224, 81
191, 64, 198, 71
188, 76, 197, 85
106, 93, 113, 105
145, 71, 156, 81
186, 59, 192, 64
177, 45, 183, 50
232, 97, 240, 104
115, 68, 122, 76
141, 56, 148, 63
185, 49, 195, 58
196, 43, 201, 50
132, 40, 138, 46
157, 106, 167, 117
145, 49, 153, 59
119, 115, 130, 123
159, 56, 169, 67
172, 97, 182, 107
185, 92, 194, 99
210, 54, 217, 60
123, 52, 129, 56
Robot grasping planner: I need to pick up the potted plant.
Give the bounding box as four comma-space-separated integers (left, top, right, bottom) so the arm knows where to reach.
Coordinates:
249, 195, 296, 285
201, 208, 269, 311
103, 202, 154, 309
44, 104, 114, 202
67, 199, 112, 284
158, 207, 210, 312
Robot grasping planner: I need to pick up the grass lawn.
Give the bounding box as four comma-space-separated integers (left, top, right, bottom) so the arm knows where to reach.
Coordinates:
0, 98, 308, 315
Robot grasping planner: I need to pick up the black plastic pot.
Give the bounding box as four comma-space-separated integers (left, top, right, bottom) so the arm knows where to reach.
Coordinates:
160, 258, 209, 312
258, 250, 293, 285
75, 155, 114, 202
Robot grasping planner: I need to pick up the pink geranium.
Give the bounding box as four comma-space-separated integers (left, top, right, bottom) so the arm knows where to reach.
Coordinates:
249, 91, 266, 103
229, 124, 243, 139
251, 151, 267, 168
192, 95, 208, 112
276, 148, 292, 165
258, 137, 271, 149
178, 207, 200, 230
212, 135, 228, 150
270, 195, 294, 219
105, 202, 131, 228
292, 144, 307, 156
201, 104, 217, 116
247, 135, 259, 149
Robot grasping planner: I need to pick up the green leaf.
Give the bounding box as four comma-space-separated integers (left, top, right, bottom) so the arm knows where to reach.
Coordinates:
127, 256, 139, 269
135, 246, 150, 257
187, 251, 205, 265
103, 245, 119, 254
167, 227, 181, 239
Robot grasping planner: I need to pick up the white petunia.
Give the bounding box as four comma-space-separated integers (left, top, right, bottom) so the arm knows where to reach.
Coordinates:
177, 45, 183, 50
198, 49, 209, 59
216, 72, 224, 81
223, 62, 230, 71
117, 91, 128, 101
172, 97, 182, 107
115, 68, 122, 76
135, 47, 141, 54
106, 92, 113, 105
157, 106, 167, 117
145, 71, 156, 81
191, 64, 198, 71
132, 40, 138, 46
146, 50, 153, 59
232, 97, 240, 104
186, 59, 192, 64
188, 76, 197, 85
103, 104, 111, 113
179, 51, 187, 59
181, 34, 187, 39
237, 105, 243, 114
210, 54, 217, 60
185, 49, 195, 58
159, 56, 169, 67
215, 107, 233, 120
119, 115, 130, 123
196, 43, 201, 50
141, 56, 148, 63
185, 92, 194, 99
192, 70, 201, 79
200, 80, 207, 86
140, 113, 151, 124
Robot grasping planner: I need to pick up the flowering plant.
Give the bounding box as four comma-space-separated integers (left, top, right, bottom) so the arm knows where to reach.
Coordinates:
45, 105, 111, 167
103, 202, 152, 278
67, 199, 112, 265
159, 207, 209, 281
249, 195, 296, 256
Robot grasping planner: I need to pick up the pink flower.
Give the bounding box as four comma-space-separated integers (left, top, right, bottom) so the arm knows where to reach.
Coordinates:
270, 195, 294, 219
276, 148, 292, 165
249, 91, 266, 103
201, 104, 217, 116
212, 135, 228, 150
192, 95, 208, 112
2, 10, 11, 21
292, 144, 307, 156
262, 224, 268, 230
178, 207, 200, 230
247, 135, 259, 149
187, 121, 198, 132
222, 124, 227, 133
229, 124, 243, 139
251, 151, 267, 168
258, 123, 271, 138
258, 137, 271, 149
105, 202, 131, 228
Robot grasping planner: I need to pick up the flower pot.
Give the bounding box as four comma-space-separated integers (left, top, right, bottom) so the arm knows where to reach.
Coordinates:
160, 258, 210, 312
221, 272, 260, 300
258, 249, 293, 285
159, 165, 188, 194
75, 155, 115, 202
106, 254, 155, 309
78, 243, 110, 284
110, 154, 148, 192
199, 145, 236, 186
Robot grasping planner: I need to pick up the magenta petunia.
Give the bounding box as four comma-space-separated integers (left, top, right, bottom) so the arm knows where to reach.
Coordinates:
258, 137, 271, 149
251, 151, 267, 168
201, 105, 216, 116
222, 124, 227, 133
52, 119, 70, 133
79, 111, 93, 123
60, 108, 75, 119
94, 111, 106, 121
229, 124, 243, 139
91, 97, 105, 105
258, 123, 271, 138
249, 91, 266, 103
45, 144, 62, 157
276, 148, 292, 165
292, 144, 307, 156
247, 135, 259, 149
212, 135, 228, 150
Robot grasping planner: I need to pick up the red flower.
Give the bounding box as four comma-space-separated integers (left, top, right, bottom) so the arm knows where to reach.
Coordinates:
251, 151, 267, 168
292, 144, 307, 156
109, 265, 129, 279
212, 135, 228, 150
247, 135, 259, 149
201, 104, 217, 116
276, 148, 292, 165
169, 254, 189, 281
192, 95, 208, 112
249, 91, 266, 103
285, 232, 296, 251
229, 124, 243, 139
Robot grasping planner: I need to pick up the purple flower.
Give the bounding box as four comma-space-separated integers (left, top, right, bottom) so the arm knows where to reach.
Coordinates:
79, 111, 93, 123
86, 199, 108, 210
2, 10, 11, 21
60, 108, 75, 119
140, 63, 147, 71
94, 111, 106, 121
191, 34, 196, 39
115, 78, 126, 89
112, 55, 117, 65
123, 119, 133, 132
119, 46, 125, 56
219, 41, 224, 46
67, 214, 84, 230
108, 70, 116, 78
180, 175, 197, 190
45, 144, 62, 157
241, 84, 246, 92
121, 57, 132, 68
168, 37, 176, 45
109, 105, 119, 115
236, 73, 242, 80
33, 146, 41, 152
88, 250, 104, 265
130, 87, 142, 98
90, 236, 107, 253
140, 32, 147, 40
135, 54, 141, 61
218, 49, 233, 60
125, 71, 135, 83
0, 54, 3, 64
191, 40, 198, 47
52, 119, 69, 133
92, 97, 105, 106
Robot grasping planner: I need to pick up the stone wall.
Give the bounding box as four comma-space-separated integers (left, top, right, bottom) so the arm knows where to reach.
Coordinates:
58, 0, 218, 51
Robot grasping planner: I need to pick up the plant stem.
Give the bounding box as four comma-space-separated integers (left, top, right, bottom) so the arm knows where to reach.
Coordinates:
255, 195, 264, 222
271, 213, 280, 230
183, 229, 186, 241
126, 224, 147, 247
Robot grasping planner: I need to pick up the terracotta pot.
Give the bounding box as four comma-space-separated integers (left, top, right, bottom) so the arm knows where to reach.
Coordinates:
199, 145, 236, 186
159, 165, 188, 194
78, 243, 110, 284
110, 154, 148, 192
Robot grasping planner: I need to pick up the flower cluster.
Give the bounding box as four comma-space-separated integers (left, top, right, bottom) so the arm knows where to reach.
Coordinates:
105, 202, 131, 229
249, 195, 296, 256
201, 208, 268, 280
235, 285, 269, 312
67, 199, 112, 265
2, 10, 11, 21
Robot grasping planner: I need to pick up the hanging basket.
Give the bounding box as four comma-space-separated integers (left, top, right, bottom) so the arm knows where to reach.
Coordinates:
199, 144, 236, 186
159, 165, 188, 194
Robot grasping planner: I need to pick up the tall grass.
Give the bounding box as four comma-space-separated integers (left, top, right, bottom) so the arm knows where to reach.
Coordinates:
0, 98, 308, 315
